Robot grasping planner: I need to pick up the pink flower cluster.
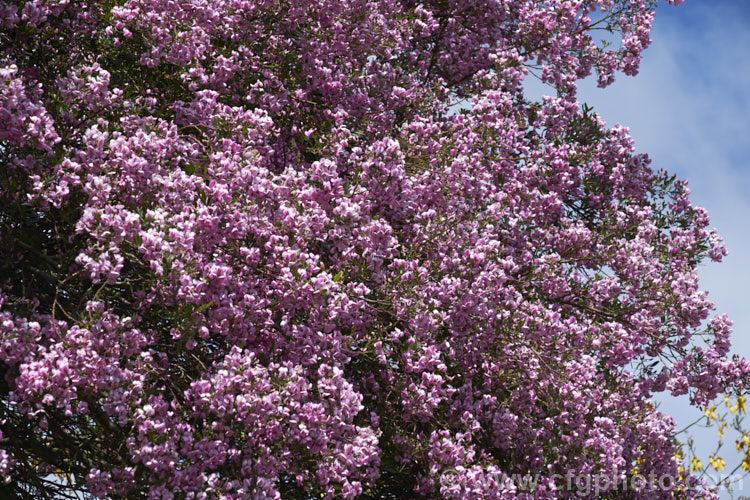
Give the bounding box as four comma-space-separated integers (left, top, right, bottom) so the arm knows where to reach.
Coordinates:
0, 0, 742, 498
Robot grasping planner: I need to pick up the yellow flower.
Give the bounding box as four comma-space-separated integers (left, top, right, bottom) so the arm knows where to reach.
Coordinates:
691, 456, 702, 472
54, 468, 72, 482
730, 395, 746, 415
704, 405, 717, 421
718, 421, 727, 438
709, 455, 726, 471
739, 433, 750, 451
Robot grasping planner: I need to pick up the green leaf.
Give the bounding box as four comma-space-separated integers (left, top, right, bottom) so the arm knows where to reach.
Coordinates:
195, 300, 214, 313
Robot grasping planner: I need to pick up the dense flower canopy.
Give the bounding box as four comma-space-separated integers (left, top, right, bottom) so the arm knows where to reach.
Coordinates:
1, 0, 748, 498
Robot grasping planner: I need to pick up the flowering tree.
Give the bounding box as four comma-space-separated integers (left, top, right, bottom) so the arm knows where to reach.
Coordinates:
1, 0, 748, 498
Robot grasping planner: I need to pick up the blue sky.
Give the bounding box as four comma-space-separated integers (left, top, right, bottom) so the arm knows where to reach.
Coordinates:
573, 0, 750, 496
578, 1, 750, 345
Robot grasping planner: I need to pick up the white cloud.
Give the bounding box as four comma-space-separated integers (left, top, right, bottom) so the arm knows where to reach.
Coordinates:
576, 1, 750, 353
573, 3, 750, 496
524, 2, 750, 494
